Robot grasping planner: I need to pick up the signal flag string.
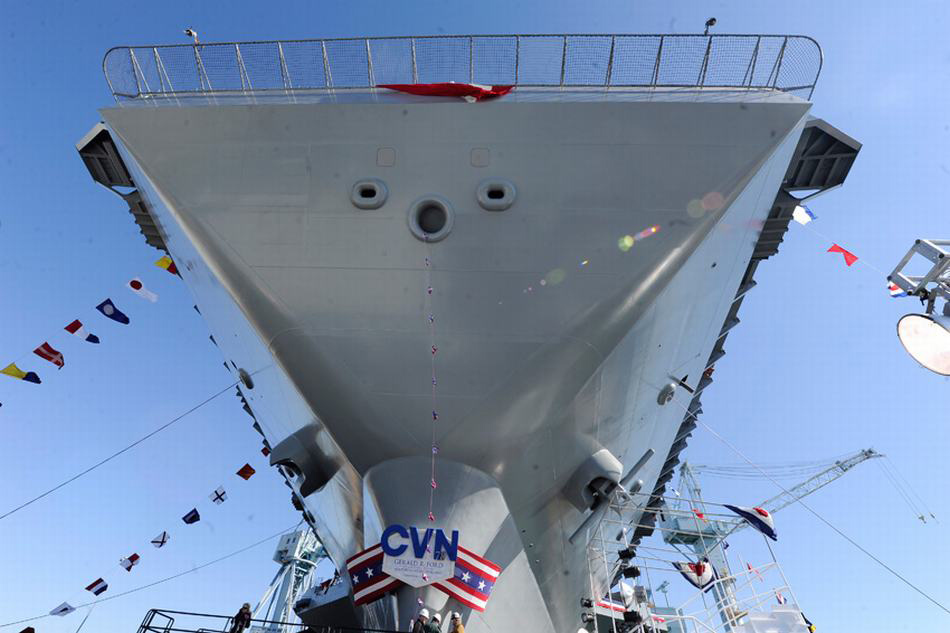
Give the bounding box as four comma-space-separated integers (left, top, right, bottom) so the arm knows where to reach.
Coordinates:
0, 522, 302, 630
0, 379, 239, 522
424, 242, 439, 528
666, 394, 950, 617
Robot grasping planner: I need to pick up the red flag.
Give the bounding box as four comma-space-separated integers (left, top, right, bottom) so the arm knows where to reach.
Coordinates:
378, 83, 514, 102
261, 445, 271, 457
33, 342, 64, 369
692, 508, 707, 522
236, 463, 256, 480
827, 244, 858, 266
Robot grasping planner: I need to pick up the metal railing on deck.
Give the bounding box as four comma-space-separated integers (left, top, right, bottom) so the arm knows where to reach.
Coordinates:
103, 33, 822, 102
138, 608, 402, 633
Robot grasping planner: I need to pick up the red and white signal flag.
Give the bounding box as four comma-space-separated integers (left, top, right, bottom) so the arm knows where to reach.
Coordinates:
128, 278, 159, 302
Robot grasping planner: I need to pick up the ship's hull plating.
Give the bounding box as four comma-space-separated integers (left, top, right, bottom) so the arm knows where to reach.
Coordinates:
102, 90, 809, 632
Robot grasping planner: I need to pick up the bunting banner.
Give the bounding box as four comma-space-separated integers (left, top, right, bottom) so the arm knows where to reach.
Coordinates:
155, 255, 180, 276
96, 298, 130, 325
673, 560, 716, 591
236, 463, 256, 480
346, 543, 401, 606
723, 504, 777, 541
151, 531, 170, 548
64, 319, 100, 344
827, 243, 858, 267
1, 363, 41, 384
33, 342, 65, 369
49, 602, 75, 616
430, 545, 501, 612
378, 83, 514, 102
345, 537, 501, 611
128, 278, 159, 302
85, 578, 108, 596
120, 553, 140, 571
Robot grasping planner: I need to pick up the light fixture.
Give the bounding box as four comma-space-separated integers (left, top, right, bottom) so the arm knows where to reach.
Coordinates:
889, 239, 950, 375
897, 312, 950, 376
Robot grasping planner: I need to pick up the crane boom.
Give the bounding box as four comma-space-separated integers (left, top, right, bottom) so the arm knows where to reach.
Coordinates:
717, 448, 882, 534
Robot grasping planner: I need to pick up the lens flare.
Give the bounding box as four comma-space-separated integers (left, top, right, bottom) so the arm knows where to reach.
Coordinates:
618, 235, 635, 252
687, 199, 704, 218
545, 268, 566, 285
702, 191, 725, 211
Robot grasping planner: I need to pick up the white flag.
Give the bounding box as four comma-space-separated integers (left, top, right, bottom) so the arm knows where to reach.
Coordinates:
127, 278, 158, 302
210, 486, 227, 504
50, 602, 75, 616
792, 204, 816, 225
151, 531, 170, 548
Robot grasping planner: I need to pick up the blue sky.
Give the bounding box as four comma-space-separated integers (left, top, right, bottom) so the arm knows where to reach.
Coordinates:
1, 1, 948, 631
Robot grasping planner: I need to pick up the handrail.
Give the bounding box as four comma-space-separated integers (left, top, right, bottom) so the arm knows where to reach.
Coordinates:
102, 33, 822, 103
138, 608, 403, 633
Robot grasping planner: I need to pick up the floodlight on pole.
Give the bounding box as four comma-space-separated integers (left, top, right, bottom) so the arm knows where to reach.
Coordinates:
897, 312, 950, 376
889, 239, 950, 375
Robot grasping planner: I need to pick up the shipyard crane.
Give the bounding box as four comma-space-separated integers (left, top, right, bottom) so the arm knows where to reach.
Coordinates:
251, 528, 326, 633
685, 448, 883, 536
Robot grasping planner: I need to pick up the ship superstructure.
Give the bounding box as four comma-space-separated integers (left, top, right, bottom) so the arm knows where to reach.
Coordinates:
79, 34, 860, 632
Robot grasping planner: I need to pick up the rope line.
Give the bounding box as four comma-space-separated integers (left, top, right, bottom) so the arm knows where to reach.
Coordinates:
0, 522, 300, 629
0, 380, 238, 521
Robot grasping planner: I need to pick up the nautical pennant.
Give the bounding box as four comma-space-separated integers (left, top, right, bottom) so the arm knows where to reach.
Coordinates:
673, 560, 716, 591
723, 504, 777, 541
96, 298, 130, 324
151, 531, 170, 548
155, 255, 180, 276
49, 602, 76, 616
827, 243, 858, 266
182, 508, 201, 524
747, 562, 764, 582
236, 463, 256, 480
1, 363, 41, 384
128, 278, 159, 302
431, 545, 502, 612
776, 590, 788, 605
210, 486, 227, 504
378, 83, 514, 102
65, 319, 100, 343
888, 282, 908, 298
33, 342, 65, 369
120, 553, 140, 571
261, 446, 271, 457
85, 578, 108, 596
19, 627, 35, 633
792, 204, 816, 225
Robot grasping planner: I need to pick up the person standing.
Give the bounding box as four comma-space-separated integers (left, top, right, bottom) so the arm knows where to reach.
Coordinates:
228, 603, 252, 633
424, 612, 442, 632
411, 608, 430, 633
448, 611, 465, 633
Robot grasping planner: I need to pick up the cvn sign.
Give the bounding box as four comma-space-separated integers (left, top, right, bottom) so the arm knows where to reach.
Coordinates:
380, 524, 459, 587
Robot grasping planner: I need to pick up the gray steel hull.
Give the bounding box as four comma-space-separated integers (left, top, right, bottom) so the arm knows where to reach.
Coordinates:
102, 90, 809, 632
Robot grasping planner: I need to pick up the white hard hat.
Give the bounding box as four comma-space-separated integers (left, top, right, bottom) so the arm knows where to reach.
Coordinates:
451, 612, 461, 620
432, 613, 442, 622
419, 608, 430, 618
